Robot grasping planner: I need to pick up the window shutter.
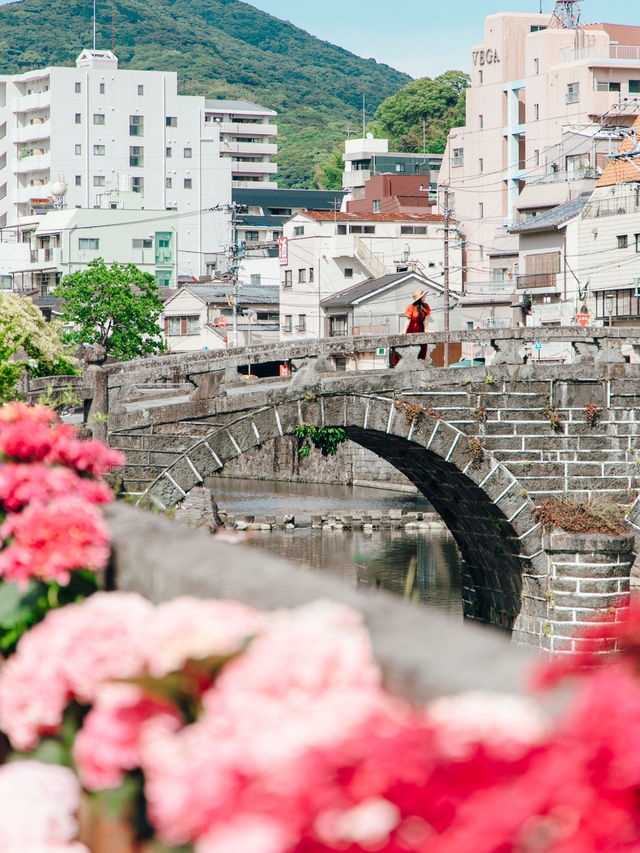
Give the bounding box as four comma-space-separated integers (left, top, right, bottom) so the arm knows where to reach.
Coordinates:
181, 317, 187, 335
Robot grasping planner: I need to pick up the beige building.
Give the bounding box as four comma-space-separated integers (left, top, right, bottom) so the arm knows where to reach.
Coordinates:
439, 9, 640, 297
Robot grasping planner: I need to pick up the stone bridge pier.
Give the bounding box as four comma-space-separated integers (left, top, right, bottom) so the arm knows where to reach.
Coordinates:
32, 327, 640, 652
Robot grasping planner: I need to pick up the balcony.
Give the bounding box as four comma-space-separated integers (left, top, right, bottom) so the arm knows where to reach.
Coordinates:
232, 179, 278, 189
14, 152, 50, 174
231, 161, 277, 175
15, 91, 51, 112
221, 141, 277, 156
217, 121, 277, 136
561, 43, 640, 63
517, 272, 558, 289
15, 121, 50, 144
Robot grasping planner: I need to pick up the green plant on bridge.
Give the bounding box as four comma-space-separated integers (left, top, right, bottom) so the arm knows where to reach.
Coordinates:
541, 403, 563, 433
295, 424, 347, 458
467, 437, 484, 468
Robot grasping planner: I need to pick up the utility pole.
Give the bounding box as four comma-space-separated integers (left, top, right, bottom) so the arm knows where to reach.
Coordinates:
443, 189, 452, 367
229, 202, 244, 348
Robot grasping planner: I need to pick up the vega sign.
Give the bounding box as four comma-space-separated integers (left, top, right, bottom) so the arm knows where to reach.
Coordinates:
472, 49, 500, 66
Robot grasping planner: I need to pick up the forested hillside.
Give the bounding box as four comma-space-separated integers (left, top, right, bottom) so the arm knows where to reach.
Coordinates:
0, 0, 411, 186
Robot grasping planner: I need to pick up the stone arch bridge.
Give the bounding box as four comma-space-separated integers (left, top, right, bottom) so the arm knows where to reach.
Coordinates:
33, 327, 640, 652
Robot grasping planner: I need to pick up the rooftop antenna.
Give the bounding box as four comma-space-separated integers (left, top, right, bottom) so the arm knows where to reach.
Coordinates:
549, 1, 583, 28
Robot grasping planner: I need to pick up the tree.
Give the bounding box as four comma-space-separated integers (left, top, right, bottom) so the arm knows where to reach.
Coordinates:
0, 294, 76, 401
373, 71, 470, 155
55, 259, 166, 361
312, 143, 345, 190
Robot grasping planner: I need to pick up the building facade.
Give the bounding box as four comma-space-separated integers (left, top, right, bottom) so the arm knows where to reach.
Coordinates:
279, 210, 462, 341
342, 136, 442, 194
0, 50, 279, 277
439, 10, 640, 291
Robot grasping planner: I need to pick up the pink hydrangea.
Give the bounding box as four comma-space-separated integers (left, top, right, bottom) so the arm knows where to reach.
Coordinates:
194, 814, 293, 853
0, 496, 111, 587
0, 592, 152, 750
143, 597, 263, 678
0, 463, 112, 512
73, 683, 181, 790
0, 760, 86, 852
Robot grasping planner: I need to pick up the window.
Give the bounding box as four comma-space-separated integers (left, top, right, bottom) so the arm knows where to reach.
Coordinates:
401, 226, 427, 235
631, 80, 640, 94
129, 115, 143, 136
479, 202, 484, 218
75, 113, 81, 124
395, 163, 406, 173
534, 149, 540, 166
93, 114, 105, 125
597, 81, 621, 92
183, 147, 192, 158
79, 238, 99, 250
479, 114, 484, 129
75, 144, 81, 155
75, 175, 81, 186
479, 158, 484, 173
137, 84, 144, 95
618, 234, 629, 249
293, 225, 305, 236
245, 231, 259, 241
297, 314, 307, 331
373, 199, 381, 213
250, 273, 261, 286
336, 224, 347, 235
93, 175, 105, 187
452, 148, 464, 167
534, 58, 539, 74
283, 315, 292, 332
132, 238, 153, 249
132, 176, 144, 194
99, 82, 105, 94
344, 268, 353, 279
298, 269, 306, 283
309, 268, 314, 283
167, 317, 180, 336
534, 104, 540, 120
566, 82, 579, 104
166, 147, 172, 158
166, 177, 172, 188
75, 82, 81, 93
636, 234, 640, 253
349, 225, 375, 234
284, 270, 292, 287
166, 116, 177, 127
183, 178, 192, 189
93, 144, 105, 156
129, 145, 144, 167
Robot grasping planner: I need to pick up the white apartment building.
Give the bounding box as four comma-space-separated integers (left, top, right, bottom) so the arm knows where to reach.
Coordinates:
342, 135, 442, 194
279, 210, 462, 341
0, 49, 281, 277
204, 100, 277, 189
439, 9, 640, 293
0, 190, 178, 294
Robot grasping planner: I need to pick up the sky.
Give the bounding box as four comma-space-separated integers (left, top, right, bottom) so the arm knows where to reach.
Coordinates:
246, 0, 640, 78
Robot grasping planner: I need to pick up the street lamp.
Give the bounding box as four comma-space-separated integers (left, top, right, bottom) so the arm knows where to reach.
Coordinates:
605, 292, 616, 328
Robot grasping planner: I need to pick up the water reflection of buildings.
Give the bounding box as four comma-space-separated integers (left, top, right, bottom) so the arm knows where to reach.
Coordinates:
246, 528, 462, 617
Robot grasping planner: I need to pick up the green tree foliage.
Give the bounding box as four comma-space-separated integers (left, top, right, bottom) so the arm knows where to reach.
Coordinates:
0, 294, 76, 401
373, 71, 470, 154
55, 259, 165, 360
0, 0, 411, 188
313, 144, 345, 190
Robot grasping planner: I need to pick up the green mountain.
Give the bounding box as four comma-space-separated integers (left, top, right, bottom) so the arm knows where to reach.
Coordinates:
0, 0, 411, 186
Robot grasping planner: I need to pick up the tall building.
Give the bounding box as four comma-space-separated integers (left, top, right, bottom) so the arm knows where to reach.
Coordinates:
439, 9, 640, 301
204, 100, 277, 189
0, 50, 275, 278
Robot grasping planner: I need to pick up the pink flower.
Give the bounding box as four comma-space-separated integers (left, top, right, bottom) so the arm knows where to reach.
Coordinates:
0, 464, 112, 512
0, 496, 111, 586
143, 597, 262, 678
74, 683, 181, 790
0, 760, 84, 851
0, 592, 152, 749
195, 814, 293, 853
47, 433, 124, 478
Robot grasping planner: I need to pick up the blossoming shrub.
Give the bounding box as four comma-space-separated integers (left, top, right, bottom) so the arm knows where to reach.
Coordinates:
0, 403, 123, 651
3, 589, 640, 852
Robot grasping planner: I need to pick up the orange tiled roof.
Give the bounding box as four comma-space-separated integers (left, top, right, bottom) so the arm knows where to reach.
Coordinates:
597, 115, 640, 187
299, 210, 445, 223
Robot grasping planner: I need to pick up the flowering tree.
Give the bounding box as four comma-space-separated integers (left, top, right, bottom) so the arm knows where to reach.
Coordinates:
0, 294, 76, 401
55, 258, 166, 360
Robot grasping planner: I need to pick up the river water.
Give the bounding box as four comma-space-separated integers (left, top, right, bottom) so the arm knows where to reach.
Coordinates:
210, 479, 463, 618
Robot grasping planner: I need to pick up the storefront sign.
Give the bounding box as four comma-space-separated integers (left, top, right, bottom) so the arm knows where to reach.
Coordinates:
278, 237, 288, 266
472, 48, 500, 66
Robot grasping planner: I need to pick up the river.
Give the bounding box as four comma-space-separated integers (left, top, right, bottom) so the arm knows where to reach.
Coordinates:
210, 479, 463, 618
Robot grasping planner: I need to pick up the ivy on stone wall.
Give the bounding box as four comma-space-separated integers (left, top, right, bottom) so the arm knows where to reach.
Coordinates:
295, 424, 347, 458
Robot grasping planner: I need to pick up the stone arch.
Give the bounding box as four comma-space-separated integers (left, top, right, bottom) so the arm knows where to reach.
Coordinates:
137, 393, 544, 644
